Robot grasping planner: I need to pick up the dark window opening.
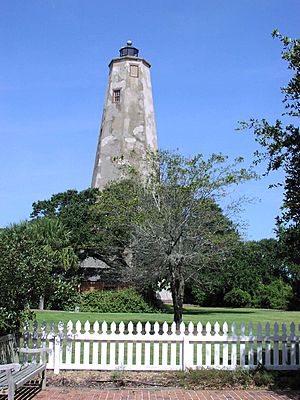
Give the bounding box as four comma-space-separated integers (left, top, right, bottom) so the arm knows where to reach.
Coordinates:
113, 89, 121, 103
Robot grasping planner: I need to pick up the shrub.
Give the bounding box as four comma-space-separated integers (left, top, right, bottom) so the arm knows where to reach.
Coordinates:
46, 275, 80, 310
191, 287, 207, 306
224, 288, 251, 307
252, 280, 293, 310
73, 287, 158, 313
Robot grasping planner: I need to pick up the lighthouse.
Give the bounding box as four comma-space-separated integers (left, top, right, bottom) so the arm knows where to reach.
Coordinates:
92, 41, 158, 189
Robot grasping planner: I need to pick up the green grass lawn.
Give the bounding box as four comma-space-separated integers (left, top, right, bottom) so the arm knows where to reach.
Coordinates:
33, 305, 300, 333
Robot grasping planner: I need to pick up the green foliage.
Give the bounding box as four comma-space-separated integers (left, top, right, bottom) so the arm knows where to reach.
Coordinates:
46, 275, 80, 311
175, 368, 271, 389
252, 279, 293, 310
127, 150, 253, 324
0, 219, 78, 334
73, 288, 157, 313
239, 32, 300, 271
191, 288, 207, 306
31, 188, 99, 259
89, 179, 142, 269
224, 288, 251, 308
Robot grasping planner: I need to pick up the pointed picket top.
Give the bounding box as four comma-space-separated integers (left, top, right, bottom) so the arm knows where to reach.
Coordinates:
110, 321, 117, 334
58, 321, 64, 337
145, 321, 151, 334
41, 321, 47, 339
119, 321, 125, 334
197, 322, 203, 335
75, 320, 82, 334
162, 321, 169, 334
128, 321, 134, 334
282, 323, 287, 336
23, 321, 29, 348
188, 321, 194, 334
67, 321, 73, 336
248, 323, 253, 336
290, 322, 295, 335
179, 321, 185, 334
93, 321, 99, 333
206, 322, 212, 335
84, 320, 90, 334
101, 321, 108, 334
266, 322, 270, 336
240, 322, 245, 336
153, 321, 160, 334
171, 322, 177, 334
214, 322, 220, 335
231, 322, 236, 335
136, 321, 143, 334
257, 323, 262, 336
24, 320, 30, 335
223, 322, 228, 335
274, 322, 279, 336
48, 321, 55, 339
33, 320, 39, 339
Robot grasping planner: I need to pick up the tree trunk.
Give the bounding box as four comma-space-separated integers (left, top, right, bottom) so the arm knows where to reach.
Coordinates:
170, 268, 185, 327
39, 296, 44, 310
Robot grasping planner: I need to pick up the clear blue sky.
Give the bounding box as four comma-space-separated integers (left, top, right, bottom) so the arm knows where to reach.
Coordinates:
1, 0, 299, 239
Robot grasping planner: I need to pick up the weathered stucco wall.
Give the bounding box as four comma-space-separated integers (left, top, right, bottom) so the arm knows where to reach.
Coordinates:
92, 55, 157, 189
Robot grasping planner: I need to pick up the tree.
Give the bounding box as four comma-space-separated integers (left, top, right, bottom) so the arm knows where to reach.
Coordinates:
128, 151, 252, 324
189, 238, 285, 307
89, 179, 141, 270
0, 218, 77, 335
239, 31, 300, 264
31, 188, 100, 260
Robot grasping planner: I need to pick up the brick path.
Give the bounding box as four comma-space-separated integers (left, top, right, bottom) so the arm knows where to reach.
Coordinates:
32, 388, 299, 400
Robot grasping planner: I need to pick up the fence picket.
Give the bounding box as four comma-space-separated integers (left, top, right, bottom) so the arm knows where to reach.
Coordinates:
222, 322, 228, 367
282, 323, 287, 365
290, 322, 296, 366
65, 321, 73, 366
75, 321, 81, 367
214, 322, 220, 367
273, 322, 279, 367
265, 323, 271, 367
205, 322, 212, 367
231, 323, 237, 367
240, 322, 245, 367
22, 319, 300, 373
41, 321, 47, 365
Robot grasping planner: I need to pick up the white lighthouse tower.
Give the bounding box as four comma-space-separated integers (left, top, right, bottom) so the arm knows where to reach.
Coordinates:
92, 41, 158, 189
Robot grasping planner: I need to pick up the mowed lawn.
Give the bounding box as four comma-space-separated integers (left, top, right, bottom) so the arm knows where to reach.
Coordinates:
34, 305, 300, 334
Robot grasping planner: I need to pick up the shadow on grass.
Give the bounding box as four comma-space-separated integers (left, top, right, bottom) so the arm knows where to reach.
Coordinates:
161, 304, 256, 316
182, 308, 256, 315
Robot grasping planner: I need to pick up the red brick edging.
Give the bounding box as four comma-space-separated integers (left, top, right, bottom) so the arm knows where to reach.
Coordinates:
33, 387, 299, 400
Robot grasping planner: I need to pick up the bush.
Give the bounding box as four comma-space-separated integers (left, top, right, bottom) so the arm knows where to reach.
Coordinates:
73, 287, 158, 313
252, 280, 293, 310
191, 287, 207, 306
224, 288, 251, 307
46, 275, 80, 310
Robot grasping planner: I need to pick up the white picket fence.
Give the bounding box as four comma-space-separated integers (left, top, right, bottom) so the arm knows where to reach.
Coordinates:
22, 320, 300, 373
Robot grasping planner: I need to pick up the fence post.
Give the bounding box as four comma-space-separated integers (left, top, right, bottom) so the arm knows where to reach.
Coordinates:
182, 335, 189, 370
54, 336, 61, 374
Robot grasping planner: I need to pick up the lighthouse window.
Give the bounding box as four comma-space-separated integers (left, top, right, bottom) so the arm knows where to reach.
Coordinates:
130, 65, 139, 78
113, 89, 120, 103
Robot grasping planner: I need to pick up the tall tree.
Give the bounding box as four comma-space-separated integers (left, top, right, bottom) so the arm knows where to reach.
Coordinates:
31, 188, 100, 260
0, 218, 77, 335
128, 151, 253, 324
240, 32, 300, 260
240, 32, 300, 305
